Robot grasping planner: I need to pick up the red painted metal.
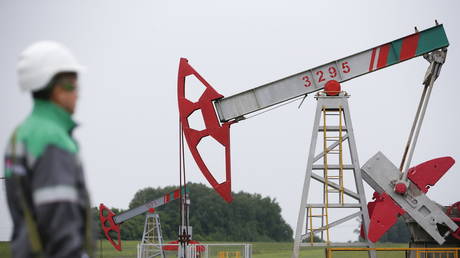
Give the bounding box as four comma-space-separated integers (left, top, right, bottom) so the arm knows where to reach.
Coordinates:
99, 203, 122, 251
446, 201, 460, 240
376, 44, 391, 69
173, 189, 181, 199
369, 48, 377, 72
394, 183, 407, 194
324, 80, 341, 96
364, 157, 455, 242
177, 58, 235, 203
360, 192, 378, 239
164, 194, 170, 203
162, 240, 206, 252
366, 192, 406, 242
407, 157, 455, 193
400, 33, 420, 61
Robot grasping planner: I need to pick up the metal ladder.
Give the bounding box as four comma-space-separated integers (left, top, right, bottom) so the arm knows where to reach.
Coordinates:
323, 107, 345, 206
292, 91, 375, 258
307, 106, 346, 244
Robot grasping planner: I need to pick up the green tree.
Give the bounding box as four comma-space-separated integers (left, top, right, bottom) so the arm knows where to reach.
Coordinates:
94, 183, 293, 242
378, 217, 410, 243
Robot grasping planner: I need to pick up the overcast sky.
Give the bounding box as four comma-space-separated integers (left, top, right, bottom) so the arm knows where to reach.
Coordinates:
1, 0, 459, 243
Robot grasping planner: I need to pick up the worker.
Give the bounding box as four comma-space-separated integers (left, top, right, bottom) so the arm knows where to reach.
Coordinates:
4, 41, 94, 258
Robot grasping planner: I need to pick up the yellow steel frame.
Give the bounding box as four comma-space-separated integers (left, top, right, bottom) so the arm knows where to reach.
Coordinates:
416, 250, 458, 258
218, 251, 241, 258
326, 247, 460, 258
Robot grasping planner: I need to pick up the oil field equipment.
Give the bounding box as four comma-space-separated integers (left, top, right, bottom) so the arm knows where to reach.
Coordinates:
293, 82, 374, 254
177, 22, 458, 258
139, 212, 165, 258
99, 187, 187, 251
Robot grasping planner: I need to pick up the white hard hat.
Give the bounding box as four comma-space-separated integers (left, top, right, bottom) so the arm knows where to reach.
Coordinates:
17, 41, 85, 92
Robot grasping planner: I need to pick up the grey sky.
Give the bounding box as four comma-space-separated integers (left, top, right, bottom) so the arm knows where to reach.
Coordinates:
1, 0, 459, 242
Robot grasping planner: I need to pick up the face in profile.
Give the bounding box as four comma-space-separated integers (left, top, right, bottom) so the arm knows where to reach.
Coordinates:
51, 73, 79, 114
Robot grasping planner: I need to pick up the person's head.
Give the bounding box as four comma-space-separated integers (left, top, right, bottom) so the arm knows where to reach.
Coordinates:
32, 72, 79, 114
17, 41, 84, 114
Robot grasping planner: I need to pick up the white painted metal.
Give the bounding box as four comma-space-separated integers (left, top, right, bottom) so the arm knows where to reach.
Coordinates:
215, 49, 372, 122
114, 196, 167, 224
311, 173, 360, 200
139, 243, 253, 258
361, 152, 459, 245
306, 211, 362, 236
139, 213, 165, 258
213, 33, 432, 122
313, 134, 349, 162
213, 25, 448, 122
305, 204, 363, 208
292, 92, 375, 258
399, 50, 447, 183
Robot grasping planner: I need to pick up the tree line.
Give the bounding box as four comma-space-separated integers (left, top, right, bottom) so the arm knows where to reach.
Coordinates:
93, 182, 413, 243
93, 183, 293, 242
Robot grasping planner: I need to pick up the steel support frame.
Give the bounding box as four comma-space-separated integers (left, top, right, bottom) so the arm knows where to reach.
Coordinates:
302, 211, 362, 239
140, 213, 165, 258
292, 93, 375, 258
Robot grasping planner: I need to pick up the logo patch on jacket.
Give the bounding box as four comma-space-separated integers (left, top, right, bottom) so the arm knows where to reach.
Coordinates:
4, 158, 26, 177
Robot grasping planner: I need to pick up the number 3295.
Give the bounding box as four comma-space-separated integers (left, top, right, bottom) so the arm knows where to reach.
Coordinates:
302, 62, 351, 87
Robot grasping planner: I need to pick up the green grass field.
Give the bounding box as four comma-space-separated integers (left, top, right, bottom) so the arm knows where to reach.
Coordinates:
0, 241, 409, 258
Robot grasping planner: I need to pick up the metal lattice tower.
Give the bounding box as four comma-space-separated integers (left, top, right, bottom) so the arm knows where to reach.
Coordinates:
292, 91, 375, 258
140, 213, 165, 258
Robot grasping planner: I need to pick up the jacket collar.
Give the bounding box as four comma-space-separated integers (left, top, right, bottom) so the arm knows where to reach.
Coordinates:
32, 99, 77, 132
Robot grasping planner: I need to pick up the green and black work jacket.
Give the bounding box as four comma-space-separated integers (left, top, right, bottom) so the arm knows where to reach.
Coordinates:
4, 99, 93, 258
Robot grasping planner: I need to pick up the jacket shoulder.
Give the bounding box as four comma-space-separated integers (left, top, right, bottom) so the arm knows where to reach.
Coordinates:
17, 115, 77, 158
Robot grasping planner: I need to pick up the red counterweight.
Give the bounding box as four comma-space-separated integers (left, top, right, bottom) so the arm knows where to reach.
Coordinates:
363, 156, 455, 242
177, 58, 235, 203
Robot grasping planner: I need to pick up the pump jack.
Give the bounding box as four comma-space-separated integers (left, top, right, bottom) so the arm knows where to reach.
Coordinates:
177, 22, 459, 257
99, 187, 188, 251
